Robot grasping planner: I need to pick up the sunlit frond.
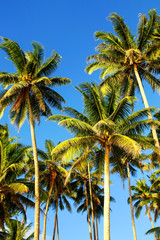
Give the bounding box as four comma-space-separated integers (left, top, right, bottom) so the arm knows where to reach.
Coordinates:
111, 134, 141, 158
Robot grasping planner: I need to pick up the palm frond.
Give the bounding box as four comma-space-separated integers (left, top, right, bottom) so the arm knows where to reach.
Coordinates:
31, 42, 44, 64
58, 118, 95, 136
112, 134, 141, 158
108, 13, 135, 49
63, 107, 92, 124
52, 136, 96, 162
36, 51, 61, 77
8, 183, 29, 193
77, 83, 107, 122
0, 73, 19, 88
0, 37, 26, 73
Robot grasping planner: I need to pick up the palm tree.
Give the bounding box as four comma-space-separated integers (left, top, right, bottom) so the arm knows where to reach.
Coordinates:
0, 125, 35, 229
39, 140, 73, 240
0, 219, 34, 240
0, 38, 71, 240
131, 178, 158, 240
86, 10, 160, 153
72, 167, 94, 240
70, 156, 104, 240
74, 169, 105, 240
111, 144, 149, 240
48, 82, 157, 240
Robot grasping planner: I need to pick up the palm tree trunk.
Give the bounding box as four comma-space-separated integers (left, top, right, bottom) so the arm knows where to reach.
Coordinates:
146, 205, 157, 240
27, 95, 40, 240
134, 65, 160, 156
21, 204, 27, 225
95, 212, 99, 240
52, 198, 58, 240
84, 180, 93, 240
104, 144, 110, 240
43, 185, 54, 240
88, 162, 96, 240
127, 162, 137, 240
57, 215, 59, 240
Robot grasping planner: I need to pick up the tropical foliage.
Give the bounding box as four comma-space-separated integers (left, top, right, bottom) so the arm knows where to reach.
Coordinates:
0, 9, 160, 240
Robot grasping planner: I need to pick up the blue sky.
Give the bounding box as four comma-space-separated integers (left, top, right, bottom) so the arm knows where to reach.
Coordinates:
0, 0, 160, 239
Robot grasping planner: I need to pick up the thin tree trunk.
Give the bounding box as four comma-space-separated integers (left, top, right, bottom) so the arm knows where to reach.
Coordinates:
95, 212, 99, 240
146, 205, 157, 240
134, 65, 160, 159
84, 180, 93, 240
88, 162, 96, 240
57, 215, 59, 240
127, 162, 137, 240
52, 198, 58, 240
43, 185, 54, 240
21, 204, 27, 225
104, 144, 110, 240
27, 96, 40, 240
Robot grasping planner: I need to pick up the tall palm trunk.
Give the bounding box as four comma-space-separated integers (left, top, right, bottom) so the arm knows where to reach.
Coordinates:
104, 144, 110, 240
134, 65, 160, 157
95, 212, 99, 240
88, 162, 96, 240
57, 216, 59, 240
52, 198, 58, 240
127, 163, 137, 240
43, 185, 54, 240
27, 96, 40, 240
146, 204, 157, 240
84, 180, 92, 240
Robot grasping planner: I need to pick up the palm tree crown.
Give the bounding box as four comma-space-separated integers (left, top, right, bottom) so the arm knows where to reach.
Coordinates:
48, 82, 158, 240
86, 9, 160, 160
0, 38, 71, 128
86, 10, 160, 95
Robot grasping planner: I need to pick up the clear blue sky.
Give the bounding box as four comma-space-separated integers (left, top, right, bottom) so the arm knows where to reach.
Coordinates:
0, 0, 160, 239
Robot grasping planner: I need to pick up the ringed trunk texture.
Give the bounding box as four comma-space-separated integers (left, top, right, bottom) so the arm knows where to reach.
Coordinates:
84, 180, 93, 240
146, 205, 157, 240
43, 185, 54, 240
134, 65, 160, 161
104, 144, 110, 240
52, 198, 58, 240
127, 163, 137, 240
27, 97, 40, 240
88, 162, 96, 240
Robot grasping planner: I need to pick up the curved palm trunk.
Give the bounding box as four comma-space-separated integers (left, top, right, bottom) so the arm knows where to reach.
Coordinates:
52, 198, 58, 240
57, 216, 59, 240
43, 185, 54, 240
27, 96, 40, 240
84, 180, 93, 240
95, 212, 99, 240
134, 65, 160, 159
127, 163, 137, 240
88, 162, 96, 240
21, 204, 27, 225
146, 204, 157, 240
104, 144, 110, 240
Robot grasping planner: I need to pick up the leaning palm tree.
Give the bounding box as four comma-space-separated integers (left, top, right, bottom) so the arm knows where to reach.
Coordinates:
0, 38, 71, 240
86, 10, 160, 153
48, 82, 158, 240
